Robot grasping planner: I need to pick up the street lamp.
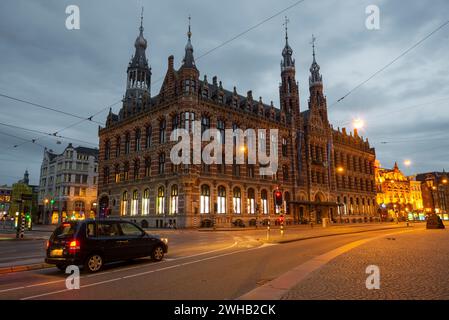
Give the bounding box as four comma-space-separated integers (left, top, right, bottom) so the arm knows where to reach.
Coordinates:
404, 160, 411, 167
352, 118, 365, 130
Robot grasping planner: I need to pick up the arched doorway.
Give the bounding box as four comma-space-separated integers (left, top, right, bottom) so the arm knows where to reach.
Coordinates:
315, 193, 324, 223
99, 195, 109, 219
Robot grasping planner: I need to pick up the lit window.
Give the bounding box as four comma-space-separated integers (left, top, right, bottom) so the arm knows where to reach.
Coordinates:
200, 185, 210, 214
233, 187, 241, 214
131, 190, 139, 216
217, 186, 226, 214
157, 187, 165, 215
142, 189, 150, 215
170, 185, 179, 215
261, 190, 268, 214
247, 188, 255, 214
121, 191, 128, 216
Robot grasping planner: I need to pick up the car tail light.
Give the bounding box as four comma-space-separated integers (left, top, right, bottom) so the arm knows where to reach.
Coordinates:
68, 240, 80, 252
46, 240, 50, 249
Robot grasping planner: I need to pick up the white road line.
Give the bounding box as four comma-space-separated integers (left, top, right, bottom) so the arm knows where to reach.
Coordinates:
21, 242, 269, 300
0, 242, 239, 295
0, 286, 25, 293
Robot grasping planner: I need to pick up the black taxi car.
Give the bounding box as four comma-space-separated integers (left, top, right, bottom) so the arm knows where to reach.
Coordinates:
45, 219, 168, 272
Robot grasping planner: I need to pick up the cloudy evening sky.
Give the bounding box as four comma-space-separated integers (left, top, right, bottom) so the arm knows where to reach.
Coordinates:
0, 0, 448, 185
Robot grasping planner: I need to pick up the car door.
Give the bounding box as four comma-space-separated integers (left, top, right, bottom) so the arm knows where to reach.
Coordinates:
119, 222, 149, 258
96, 221, 126, 262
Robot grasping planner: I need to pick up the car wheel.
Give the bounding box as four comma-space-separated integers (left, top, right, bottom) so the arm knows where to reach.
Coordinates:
151, 246, 164, 261
56, 264, 66, 271
84, 254, 103, 273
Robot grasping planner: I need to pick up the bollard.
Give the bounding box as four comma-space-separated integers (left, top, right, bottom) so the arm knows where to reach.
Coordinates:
266, 221, 271, 241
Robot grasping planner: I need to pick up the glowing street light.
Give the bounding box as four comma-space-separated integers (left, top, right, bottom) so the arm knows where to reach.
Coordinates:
337, 166, 344, 173
353, 118, 364, 130
404, 160, 412, 167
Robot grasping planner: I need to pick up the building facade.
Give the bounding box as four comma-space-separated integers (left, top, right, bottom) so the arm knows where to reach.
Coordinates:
0, 185, 12, 219
97, 18, 377, 228
416, 171, 449, 221
375, 162, 424, 221
38, 144, 99, 224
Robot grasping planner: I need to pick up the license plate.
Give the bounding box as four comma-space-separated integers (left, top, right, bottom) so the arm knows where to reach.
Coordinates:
50, 249, 63, 257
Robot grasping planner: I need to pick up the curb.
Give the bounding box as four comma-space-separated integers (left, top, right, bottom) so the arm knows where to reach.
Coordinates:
0, 263, 53, 275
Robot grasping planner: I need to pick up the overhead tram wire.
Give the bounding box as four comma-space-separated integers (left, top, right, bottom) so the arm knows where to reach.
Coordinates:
335, 96, 449, 128
0, 121, 98, 147
0, 92, 104, 125
152, 0, 307, 86
330, 19, 449, 108
2, 0, 309, 149
6, 99, 121, 150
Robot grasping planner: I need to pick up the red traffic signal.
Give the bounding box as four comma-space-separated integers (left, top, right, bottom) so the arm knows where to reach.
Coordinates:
275, 190, 283, 207
279, 215, 285, 224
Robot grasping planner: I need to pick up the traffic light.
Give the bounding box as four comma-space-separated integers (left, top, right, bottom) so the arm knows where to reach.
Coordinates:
275, 190, 283, 207
50, 199, 55, 205
279, 215, 285, 225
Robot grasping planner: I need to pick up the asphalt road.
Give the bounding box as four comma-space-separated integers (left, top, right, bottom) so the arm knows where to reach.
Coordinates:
0, 226, 424, 300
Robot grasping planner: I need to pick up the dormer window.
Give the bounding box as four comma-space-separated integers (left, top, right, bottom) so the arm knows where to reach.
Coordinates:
202, 87, 208, 99
218, 94, 224, 104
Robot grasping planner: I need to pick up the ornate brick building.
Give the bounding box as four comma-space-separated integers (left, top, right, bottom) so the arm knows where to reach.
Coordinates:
97, 18, 377, 228
375, 161, 424, 221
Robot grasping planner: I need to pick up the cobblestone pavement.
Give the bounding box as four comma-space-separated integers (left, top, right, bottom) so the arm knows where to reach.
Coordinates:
283, 227, 449, 300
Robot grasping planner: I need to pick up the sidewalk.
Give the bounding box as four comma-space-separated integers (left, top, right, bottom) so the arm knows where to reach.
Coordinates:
262, 222, 419, 244
282, 224, 448, 299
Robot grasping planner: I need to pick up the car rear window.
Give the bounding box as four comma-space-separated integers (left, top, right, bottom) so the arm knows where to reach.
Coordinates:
52, 222, 78, 239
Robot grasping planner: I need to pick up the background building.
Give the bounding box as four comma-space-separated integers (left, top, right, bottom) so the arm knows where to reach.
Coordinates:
97, 18, 377, 228
0, 185, 12, 219
6, 170, 39, 224
375, 161, 424, 221
416, 171, 449, 221
38, 144, 99, 224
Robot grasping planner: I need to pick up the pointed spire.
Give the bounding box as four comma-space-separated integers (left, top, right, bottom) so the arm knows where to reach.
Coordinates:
182, 15, 196, 69
309, 34, 322, 86
140, 7, 144, 34
281, 16, 294, 71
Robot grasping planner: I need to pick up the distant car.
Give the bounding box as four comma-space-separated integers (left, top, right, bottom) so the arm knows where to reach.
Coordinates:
45, 219, 168, 273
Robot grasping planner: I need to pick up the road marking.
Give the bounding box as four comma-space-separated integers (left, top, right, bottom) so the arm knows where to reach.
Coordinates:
0, 241, 239, 296
20, 242, 271, 300
238, 229, 418, 300
0, 286, 25, 293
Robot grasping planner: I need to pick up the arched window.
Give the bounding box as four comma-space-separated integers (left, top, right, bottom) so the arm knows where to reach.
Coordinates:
144, 158, 151, 177
123, 162, 129, 181
142, 188, 150, 216
121, 191, 128, 216
200, 185, 210, 214
104, 140, 111, 160
145, 126, 152, 149
159, 153, 165, 174
261, 190, 268, 215
125, 132, 131, 154
133, 159, 140, 180
217, 186, 226, 214
159, 119, 166, 144
115, 136, 121, 157
115, 164, 120, 182
103, 167, 110, 184
201, 116, 210, 134
233, 187, 241, 214
170, 185, 178, 215
131, 190, 139, 216
247, 188, 255, 214
156, 187, 165, 214
172, 114, 179, 137
135, 129, 141, 152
